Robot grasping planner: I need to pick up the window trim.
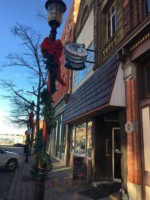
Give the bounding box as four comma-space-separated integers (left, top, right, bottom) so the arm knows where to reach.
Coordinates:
106, 2, 117, 40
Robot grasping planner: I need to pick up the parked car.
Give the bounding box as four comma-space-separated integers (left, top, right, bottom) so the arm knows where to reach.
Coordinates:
0, 147, 22, 171
13, 143, 24, 147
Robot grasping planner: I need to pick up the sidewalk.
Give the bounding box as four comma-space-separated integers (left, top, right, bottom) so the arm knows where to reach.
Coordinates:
8, 155, 34, 200
8, 156, 111, 200
44, 158, 111, 200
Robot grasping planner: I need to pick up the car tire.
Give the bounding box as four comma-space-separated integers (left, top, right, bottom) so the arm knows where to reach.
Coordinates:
6, 159, 17, 172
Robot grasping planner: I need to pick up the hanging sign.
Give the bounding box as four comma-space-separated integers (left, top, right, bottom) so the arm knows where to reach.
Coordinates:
64, 42, 88, 70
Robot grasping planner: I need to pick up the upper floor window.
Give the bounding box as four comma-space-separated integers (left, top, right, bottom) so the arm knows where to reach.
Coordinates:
73, 42, 94, 88
147, 0, 150, 12
107, 3, 117, 39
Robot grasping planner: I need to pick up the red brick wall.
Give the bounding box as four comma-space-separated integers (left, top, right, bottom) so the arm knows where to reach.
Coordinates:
123, 0, 147, 35
126, 79, 141, 184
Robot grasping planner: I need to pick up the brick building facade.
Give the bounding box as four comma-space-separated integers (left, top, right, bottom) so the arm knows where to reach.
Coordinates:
117, 1, 150, 199
63, 0, 126, 196
47, 0, 150, 199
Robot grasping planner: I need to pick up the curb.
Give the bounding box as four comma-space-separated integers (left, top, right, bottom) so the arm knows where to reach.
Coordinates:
7, 157, 24, 200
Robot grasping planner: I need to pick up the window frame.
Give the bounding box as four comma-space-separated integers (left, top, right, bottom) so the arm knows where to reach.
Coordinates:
106, 2, 117, 40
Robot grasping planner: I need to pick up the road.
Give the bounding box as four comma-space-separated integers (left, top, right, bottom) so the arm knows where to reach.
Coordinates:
0, 146, 23, 200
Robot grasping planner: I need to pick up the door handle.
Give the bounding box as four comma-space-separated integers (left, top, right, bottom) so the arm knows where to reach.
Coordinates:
115, 149, 121, 154
106, 139, 109, 157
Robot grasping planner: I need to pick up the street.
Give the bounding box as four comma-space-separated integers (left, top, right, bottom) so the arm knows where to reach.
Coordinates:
0, 146, 23, 200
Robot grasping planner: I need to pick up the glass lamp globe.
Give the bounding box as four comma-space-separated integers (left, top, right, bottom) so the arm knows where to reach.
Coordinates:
45, 0, 66, 28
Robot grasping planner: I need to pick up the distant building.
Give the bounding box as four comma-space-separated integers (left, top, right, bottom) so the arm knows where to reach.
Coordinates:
0, 134, 24, 144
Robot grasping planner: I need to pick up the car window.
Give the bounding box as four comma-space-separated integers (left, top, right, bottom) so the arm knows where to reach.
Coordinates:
0, 148, 5, 153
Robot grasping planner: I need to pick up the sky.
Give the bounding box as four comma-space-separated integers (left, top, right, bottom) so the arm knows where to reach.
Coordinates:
0, 0, 72, 135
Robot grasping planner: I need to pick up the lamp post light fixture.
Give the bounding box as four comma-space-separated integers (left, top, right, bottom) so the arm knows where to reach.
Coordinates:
45, 0, 66, 41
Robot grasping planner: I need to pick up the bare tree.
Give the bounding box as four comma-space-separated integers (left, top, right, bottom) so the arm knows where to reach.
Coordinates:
0, 24, 47, 133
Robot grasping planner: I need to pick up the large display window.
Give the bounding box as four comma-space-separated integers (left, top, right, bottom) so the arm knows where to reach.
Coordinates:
71, 121, 92, 157
55, 115, 66, 160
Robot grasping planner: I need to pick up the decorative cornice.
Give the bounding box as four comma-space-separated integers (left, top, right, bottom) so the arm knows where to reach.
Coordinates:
129, 32, 150, 52
115, 15, 150, 53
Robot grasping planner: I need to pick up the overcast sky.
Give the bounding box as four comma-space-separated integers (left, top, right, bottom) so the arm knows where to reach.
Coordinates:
0, 0, 72, 135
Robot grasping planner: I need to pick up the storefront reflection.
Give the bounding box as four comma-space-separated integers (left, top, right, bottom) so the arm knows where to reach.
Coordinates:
71, 121, 92, 157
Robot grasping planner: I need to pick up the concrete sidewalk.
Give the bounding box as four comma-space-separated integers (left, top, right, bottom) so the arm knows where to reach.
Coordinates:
44, 158, 111, 200
8, 156, 111, 200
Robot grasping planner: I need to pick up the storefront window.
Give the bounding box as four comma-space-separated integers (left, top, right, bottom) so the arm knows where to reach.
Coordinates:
55, 115, 66, 160
75, 123, 86, 155
87, 121, 92, 157
71, 126, 76, 152
71, 121, 92, 157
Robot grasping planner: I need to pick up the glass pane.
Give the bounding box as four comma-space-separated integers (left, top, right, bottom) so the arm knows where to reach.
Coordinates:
86, 63, 93, 73
86, 42, 94, 73
114, 129, 121, 179
75, 123, 86, 155
112, 5, 115, 13
87, 121, 92, 157
72, 42, 94, 87
108, 28, 111, 38
48, 3, 63, 23
60, 125, 66, 159
79, 69, 86, 82
147, 66, 150, 92
71, 126, 75, 152
112, 12, 117, 34
108, 19, 111, 28
148, 0, 150, 12
73, 71, 79, 87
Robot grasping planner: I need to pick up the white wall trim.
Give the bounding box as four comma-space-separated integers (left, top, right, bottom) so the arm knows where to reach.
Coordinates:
110, 63, 126, 107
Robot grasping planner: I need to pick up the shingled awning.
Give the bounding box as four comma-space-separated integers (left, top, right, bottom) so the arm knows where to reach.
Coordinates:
63, 54, 123, 123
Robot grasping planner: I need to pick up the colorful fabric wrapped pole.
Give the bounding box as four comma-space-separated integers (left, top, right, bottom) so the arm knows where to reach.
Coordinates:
41, 37, 66, 94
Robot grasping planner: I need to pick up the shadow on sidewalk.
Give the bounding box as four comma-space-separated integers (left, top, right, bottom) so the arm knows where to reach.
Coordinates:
44, 158, 111, 200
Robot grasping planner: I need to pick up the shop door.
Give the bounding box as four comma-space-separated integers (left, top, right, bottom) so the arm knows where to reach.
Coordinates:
112, 128, 121, 182
140, 101, 150, 200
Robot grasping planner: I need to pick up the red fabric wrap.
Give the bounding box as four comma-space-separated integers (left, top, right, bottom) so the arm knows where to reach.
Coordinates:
41, 37, 66, 87
29, 112, 34, 119
42, 120, 47, 145
29, 112, 34, 127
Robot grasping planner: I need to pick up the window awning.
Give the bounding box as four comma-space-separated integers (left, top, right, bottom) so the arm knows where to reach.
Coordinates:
63, 54, 125, 123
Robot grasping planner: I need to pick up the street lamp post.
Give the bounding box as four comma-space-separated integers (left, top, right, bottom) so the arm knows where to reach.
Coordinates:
33, 1, 67, 200
45, 0, 66, 41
